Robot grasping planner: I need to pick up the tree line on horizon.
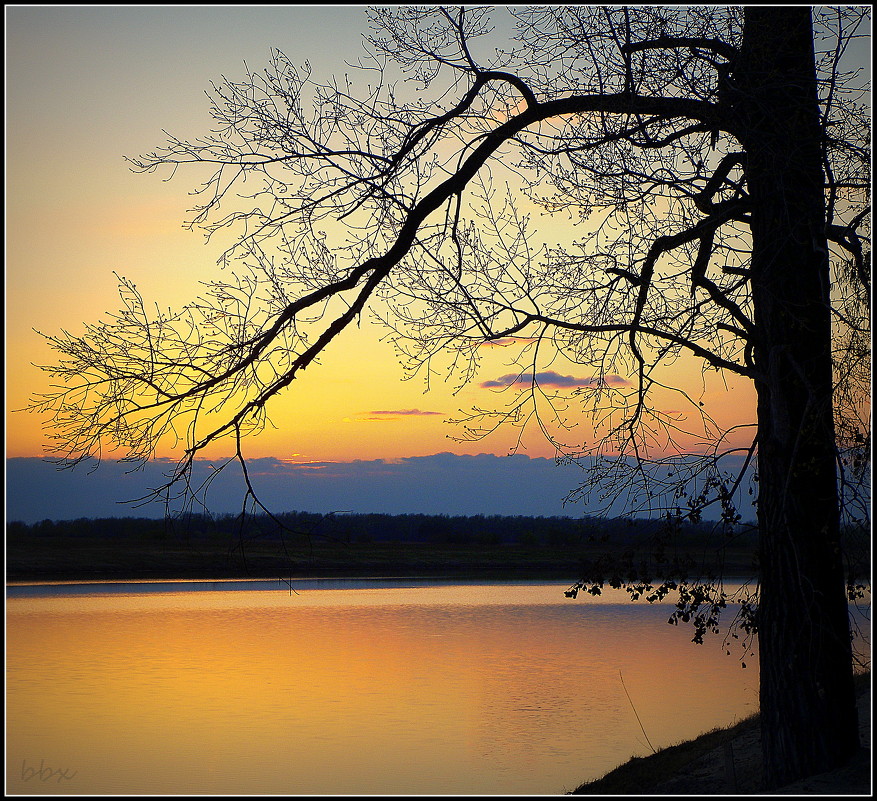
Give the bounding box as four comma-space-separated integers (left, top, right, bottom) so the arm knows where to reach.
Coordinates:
11, 510, 869, 583
8, 509, 757, 547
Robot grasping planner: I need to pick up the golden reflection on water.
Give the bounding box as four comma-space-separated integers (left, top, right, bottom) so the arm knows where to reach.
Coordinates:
7, 582, 760, 794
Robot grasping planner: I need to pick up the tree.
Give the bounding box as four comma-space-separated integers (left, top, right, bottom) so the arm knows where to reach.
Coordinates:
31, 6, 869, 789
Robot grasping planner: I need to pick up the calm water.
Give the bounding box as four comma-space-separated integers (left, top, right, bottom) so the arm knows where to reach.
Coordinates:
7, 579, 765, 795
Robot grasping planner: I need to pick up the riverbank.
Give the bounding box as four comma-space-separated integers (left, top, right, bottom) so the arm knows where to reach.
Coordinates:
5, 534, 587, 583
572, 672, 871, 795
10, 512, 869, 585
5, 528, 761, 584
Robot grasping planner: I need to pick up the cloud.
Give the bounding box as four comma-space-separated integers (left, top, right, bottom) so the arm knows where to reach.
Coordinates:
5, 452, 760, 524
477, 337, 539, 348
346, 409, 444, 422
479, 371, 631, 389
368, 409, 444, 416
6, 454, 584, 521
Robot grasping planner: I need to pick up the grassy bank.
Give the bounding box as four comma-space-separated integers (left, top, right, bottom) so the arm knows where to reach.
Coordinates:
571, 671, 871, 795
571, 715, 761, 794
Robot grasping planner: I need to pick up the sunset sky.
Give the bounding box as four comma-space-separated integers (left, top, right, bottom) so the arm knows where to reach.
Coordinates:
6, 6, 762, 519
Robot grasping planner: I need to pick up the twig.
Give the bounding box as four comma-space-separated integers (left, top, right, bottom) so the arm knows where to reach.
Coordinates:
620, 669, 657, 754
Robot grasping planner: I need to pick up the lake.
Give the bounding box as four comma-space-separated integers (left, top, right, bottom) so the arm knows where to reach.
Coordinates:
7, 578, 765, 794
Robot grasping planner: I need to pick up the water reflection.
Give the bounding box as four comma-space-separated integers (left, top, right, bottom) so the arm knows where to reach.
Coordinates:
7, 581, 763, 794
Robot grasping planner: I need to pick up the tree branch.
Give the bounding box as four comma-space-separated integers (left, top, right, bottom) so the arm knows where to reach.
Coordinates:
621, 36, 738, 63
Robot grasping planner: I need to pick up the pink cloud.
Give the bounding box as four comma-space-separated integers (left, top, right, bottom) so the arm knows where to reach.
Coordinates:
478, 337, 539, 348
479, 371, 630, 389
345, 409, 446, 423
367, 409, 444, 416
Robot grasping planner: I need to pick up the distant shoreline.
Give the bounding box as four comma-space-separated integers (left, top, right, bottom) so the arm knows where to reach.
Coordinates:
5, 540, 757, 586
6, 512, 767, 585
4, 575, 585, 591
7, 512, 868, 586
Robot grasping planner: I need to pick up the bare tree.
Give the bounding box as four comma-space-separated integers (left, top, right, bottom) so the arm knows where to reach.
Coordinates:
31, 6, 870, 788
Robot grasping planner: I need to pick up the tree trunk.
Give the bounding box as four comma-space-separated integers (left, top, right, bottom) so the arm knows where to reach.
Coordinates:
735, 8, 860, 789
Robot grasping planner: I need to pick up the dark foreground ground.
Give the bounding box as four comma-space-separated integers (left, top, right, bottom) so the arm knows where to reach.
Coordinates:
572, 672, 871, 795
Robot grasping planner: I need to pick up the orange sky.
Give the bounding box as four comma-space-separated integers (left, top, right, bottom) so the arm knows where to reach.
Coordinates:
5, 6, 758, 467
